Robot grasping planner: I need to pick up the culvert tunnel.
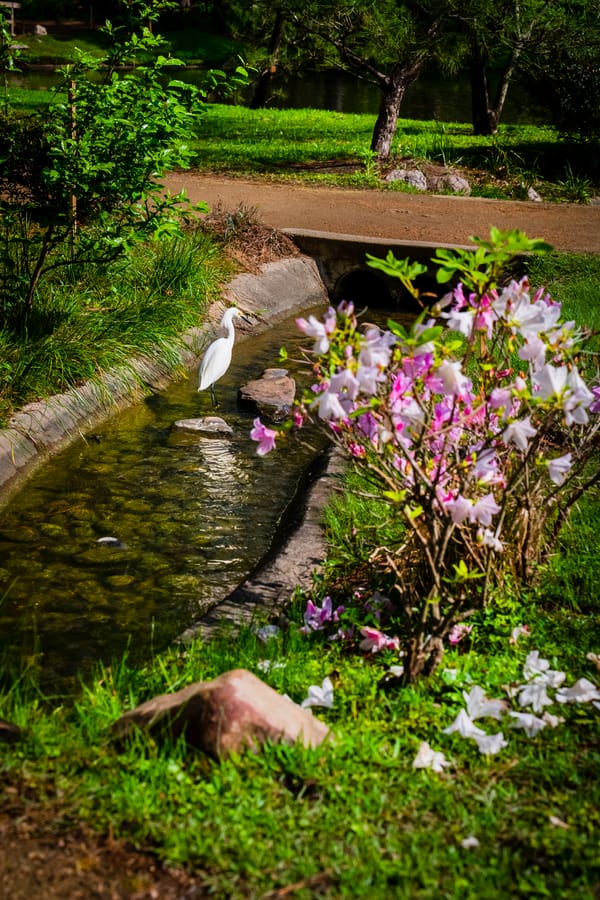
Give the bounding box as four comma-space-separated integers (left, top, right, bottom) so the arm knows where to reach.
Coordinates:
284, 229, 466, 312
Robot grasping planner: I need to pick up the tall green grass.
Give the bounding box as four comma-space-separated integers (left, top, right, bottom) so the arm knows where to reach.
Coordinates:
0, 226, 231, 424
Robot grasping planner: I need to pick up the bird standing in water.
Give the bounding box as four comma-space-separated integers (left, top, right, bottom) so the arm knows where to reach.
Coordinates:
198, 307, 247, 407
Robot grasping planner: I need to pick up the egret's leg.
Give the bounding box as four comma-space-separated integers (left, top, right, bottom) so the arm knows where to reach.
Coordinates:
210, 384, 218, 408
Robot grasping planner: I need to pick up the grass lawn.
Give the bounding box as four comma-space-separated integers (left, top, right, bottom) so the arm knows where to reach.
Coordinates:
189, 104, 599, 203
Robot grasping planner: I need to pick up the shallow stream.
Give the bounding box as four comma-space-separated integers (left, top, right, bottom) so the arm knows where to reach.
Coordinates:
0, 309, 330, 689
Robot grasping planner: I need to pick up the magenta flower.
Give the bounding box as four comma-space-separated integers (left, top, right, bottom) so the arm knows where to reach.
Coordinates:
359, 626, 400, 653
448, 624, 473, 645
250, 417, 278, 456
301, 596, 345, 633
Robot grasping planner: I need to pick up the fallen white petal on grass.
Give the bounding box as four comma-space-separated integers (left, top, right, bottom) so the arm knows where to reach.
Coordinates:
442, 668, 459, 683
586, 652, 600, 671
464, 685, 508, 720
301, 676, 334, 709
509, 711, 548, 737
254, 624, 282, 643
556, 677, 600, 704
542, 711, 564, 728
256, 659, 286, 673
412, 741, 451, 773
517, 679, 554, 713
523, 650, 551, 680
460, 835, 480, 849
509, 625, 530, 645
443, 709, 486, 739
472, 731, 508, 755
538, 669, 566, 689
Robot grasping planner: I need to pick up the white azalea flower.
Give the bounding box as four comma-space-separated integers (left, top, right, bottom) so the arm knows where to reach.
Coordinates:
556, 678, 600, 704
463, 685, 508, 721
412, 741, 451, 773
523, 650, 550, 680
547, 453, 573, 486
517, 679, 554, 713
301, 676, 334, 709
437, 359, 472, 396
542, 711, 564, 728
443, 709, 486, 738
503, 415, 537, 451
472, 731, 508, 756
509, 711, 548, 737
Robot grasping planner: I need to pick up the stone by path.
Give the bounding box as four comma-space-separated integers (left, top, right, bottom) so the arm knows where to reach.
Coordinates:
165, 173, 600, 254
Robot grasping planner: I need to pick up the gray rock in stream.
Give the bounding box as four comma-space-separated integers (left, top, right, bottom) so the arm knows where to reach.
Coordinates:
172, 416, 234, 435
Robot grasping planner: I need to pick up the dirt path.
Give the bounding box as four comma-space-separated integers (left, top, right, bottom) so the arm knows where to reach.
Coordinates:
165, 173, 600, 254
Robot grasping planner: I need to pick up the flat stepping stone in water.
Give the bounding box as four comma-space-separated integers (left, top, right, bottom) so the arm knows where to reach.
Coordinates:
238, 368, 296, 421
173, 416, 234, 435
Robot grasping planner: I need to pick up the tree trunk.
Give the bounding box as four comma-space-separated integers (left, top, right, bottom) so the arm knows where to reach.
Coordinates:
249, 11, 286, 110
470, 43, 497, 136
371, 68, 419, 161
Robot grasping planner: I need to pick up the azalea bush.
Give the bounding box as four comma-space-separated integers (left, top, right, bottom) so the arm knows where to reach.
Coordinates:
252, 229, 600, 682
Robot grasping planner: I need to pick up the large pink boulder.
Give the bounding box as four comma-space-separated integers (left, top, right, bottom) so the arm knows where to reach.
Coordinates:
113, 668, 331, 759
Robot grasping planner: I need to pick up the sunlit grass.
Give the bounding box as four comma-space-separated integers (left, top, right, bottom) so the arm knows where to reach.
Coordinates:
1, 591, 598, 898
190, 104, 597, 201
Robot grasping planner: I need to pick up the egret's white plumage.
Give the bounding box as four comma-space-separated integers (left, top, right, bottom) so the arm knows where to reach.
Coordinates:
198, 307, 244, 406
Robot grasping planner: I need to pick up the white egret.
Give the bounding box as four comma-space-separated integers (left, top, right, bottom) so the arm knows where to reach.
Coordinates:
198, 307, 248, 407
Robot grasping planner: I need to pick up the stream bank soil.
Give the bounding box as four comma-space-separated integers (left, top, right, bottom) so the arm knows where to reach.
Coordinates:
2, 181, 598, 900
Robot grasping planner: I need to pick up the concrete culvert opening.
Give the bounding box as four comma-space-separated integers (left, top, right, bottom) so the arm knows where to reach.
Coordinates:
333, 269, 393, 307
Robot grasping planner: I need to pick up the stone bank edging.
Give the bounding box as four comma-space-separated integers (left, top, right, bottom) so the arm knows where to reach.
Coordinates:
0, 255, 327, 505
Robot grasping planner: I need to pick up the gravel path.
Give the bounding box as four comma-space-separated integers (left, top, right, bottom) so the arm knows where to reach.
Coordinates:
165, 173, 600, 254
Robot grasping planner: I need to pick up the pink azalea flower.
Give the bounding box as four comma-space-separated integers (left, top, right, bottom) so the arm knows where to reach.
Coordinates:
359, 626, 400, 653
296, 307, 336, 354
250, 418, 278, 456
448, 624, 473, 645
